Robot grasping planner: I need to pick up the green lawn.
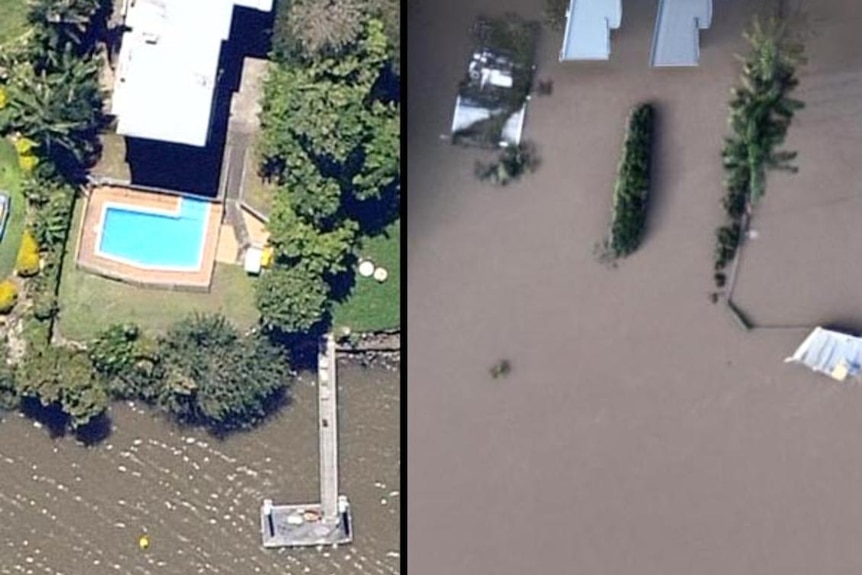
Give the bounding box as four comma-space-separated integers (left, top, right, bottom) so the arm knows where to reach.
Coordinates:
0, 0, 29, 45
57, 201, 260, 341
332, 219, 401, 332
0, 138, 27, 280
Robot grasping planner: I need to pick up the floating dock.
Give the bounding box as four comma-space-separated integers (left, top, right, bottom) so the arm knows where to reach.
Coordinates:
261, 334, 353, 547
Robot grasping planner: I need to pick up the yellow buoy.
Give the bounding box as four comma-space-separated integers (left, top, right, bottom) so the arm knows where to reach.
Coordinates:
138, 534, 150, 550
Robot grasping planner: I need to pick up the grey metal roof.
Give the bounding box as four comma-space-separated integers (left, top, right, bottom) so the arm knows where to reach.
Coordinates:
649, 0, 712, 67
785, 327, 862, 381
559, 0, 622, 61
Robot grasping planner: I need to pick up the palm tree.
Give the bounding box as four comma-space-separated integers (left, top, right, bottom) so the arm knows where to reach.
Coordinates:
5, 47, 103, 174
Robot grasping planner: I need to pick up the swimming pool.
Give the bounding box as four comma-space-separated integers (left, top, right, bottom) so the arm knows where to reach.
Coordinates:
97, 197, 211, 270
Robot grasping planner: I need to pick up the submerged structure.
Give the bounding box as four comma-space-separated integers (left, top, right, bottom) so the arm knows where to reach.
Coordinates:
450, 17, 538, 148
261, 335, 353, 547
558, 0, 713, 67
785, 327, 862, 382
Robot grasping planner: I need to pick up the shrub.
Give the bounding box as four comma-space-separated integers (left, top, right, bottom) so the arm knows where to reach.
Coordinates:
0, 280, 18, 314
604, 103, 654, 260
542, 0, 568, 31
714, 223, 742, 270
15, 230, 40, 277
474, 141, 540, 186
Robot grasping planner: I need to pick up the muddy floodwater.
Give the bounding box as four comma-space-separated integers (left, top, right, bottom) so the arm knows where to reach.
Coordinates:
0, 366, 399, 575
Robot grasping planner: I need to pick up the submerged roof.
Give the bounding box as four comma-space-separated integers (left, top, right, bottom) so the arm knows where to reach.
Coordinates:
451, 49, 529, 147
111, 0, 272, 147
785, 327, 862, 382
450, 96, 527, 147
650, 0, 712, 67
560, 0, 622, 61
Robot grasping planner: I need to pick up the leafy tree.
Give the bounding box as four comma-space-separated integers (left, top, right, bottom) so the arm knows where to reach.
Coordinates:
259, 19, 396, 207
17, 345, 109, 429
256, 266, 330, 333
0, 341, 19, 411
474, 141, 541, 186
89, 323, 161, 401
723, 16, 804, 207
4, 51, 102, 177
156, 314, 291, 431
272, 0, 399, 71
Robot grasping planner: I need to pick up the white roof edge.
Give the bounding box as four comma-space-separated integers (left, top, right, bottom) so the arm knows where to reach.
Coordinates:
559, 0, 622, 62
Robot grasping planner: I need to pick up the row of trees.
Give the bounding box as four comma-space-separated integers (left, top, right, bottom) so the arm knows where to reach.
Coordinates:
0, 0, 109, 346
713, 16, 804, 286
256, 4, 400, 334
4, 313, 292, 432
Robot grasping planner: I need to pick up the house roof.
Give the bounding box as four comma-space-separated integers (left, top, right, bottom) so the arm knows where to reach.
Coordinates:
450, 96, 527, 147
649, 0, 712, 67
111, 0, 272, 147
785, 327, 862, 381
559, 0, 622, 61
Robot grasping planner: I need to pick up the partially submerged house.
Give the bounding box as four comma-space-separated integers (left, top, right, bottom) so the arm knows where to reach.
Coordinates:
558, 0, 713, 67
650, 0, 713, 67
451, 50, 528, 147
450, 17, 538, 148
111, 0, 273, 147
559, 0, 622, 61
785, 327, 862, 382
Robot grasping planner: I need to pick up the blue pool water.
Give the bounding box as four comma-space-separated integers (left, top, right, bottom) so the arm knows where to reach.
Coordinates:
98, 198, 210, 269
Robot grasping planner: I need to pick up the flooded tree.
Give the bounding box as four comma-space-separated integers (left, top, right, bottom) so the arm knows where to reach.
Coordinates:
490, 359, 512, 379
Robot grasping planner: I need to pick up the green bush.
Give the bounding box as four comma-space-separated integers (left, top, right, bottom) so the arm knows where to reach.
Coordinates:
714, 223, 742, 271
605, 103, 654, 259
15, 229, 40, 277
0, 280, 18, 314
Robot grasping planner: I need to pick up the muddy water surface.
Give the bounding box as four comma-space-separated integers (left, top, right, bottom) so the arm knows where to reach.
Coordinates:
0, 366, 399, 575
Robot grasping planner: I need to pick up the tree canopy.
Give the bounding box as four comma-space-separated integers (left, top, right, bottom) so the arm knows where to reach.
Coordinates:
156, 314, 291, 431
256, 17, 399, 334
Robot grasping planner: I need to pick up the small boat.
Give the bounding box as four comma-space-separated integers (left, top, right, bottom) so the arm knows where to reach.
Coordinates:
0, 193, 9, 242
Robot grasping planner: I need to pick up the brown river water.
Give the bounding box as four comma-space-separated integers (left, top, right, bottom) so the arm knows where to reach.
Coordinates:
409, 0, 862, 573
0, 366, 399, 574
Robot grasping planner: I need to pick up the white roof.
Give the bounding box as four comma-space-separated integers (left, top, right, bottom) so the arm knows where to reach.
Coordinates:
559, 0, 622, 61
785, 327, 862, 381
111, 0, 272, 147
650, 0, 712, 67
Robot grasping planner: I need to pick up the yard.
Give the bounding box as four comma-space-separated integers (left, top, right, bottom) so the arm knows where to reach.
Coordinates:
57, 200, 259, 341
332, 219, 401, 332
0, 0, 29, 46
0, 138, 27, 279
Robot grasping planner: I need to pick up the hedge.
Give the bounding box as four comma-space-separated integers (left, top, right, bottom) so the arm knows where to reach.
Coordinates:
0, 280, 18, 314
15, 229, 40, 277
604, 103, 654, 259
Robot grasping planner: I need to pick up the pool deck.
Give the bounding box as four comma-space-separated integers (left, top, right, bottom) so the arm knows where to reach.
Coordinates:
76, 185, 222, 290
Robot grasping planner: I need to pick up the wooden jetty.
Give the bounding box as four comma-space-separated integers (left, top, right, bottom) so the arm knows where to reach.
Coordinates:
261, 334, 353, 547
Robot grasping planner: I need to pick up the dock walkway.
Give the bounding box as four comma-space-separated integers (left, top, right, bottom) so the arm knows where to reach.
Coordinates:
261, 334, 353, 547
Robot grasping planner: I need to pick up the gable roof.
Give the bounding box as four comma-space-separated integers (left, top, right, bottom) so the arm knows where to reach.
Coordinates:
111, 0, 272, 147
649, 0, 712, 67
559, 0, 622, 61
